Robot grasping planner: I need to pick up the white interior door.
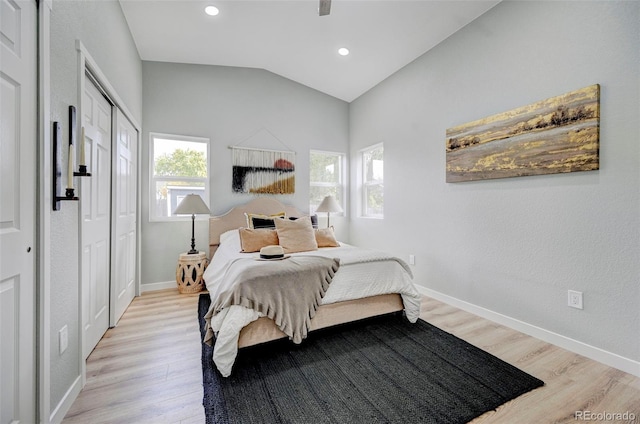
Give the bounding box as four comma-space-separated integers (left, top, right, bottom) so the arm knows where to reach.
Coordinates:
0, 0, 37, 422
81, 78, 112, 358
111, 108, 137, 325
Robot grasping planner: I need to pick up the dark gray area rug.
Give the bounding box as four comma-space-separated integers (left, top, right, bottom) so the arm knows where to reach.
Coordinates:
198, 294, 543, 424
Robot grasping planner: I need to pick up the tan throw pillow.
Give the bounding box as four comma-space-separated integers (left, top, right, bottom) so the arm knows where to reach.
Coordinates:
244, 212, 286, 229
238, 228, 279, 253
274, 216, 318, 253
315, 227, 340, 248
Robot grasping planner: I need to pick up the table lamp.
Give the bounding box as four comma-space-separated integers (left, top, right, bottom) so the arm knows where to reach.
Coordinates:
315, 195, 343, 228
174, 194, 211, 254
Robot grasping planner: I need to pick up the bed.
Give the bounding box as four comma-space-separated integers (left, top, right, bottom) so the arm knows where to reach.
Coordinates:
202, 198, 422, 377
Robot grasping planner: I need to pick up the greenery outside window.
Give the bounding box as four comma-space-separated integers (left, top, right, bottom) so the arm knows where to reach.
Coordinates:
150, 133, 209, 221
309, 150, 345, 215
361, 143, 383, 218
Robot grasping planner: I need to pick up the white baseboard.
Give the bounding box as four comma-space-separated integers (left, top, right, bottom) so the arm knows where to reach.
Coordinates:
49, 375, 82, 424
416, 285, 640, 378
140, 280, 177, 293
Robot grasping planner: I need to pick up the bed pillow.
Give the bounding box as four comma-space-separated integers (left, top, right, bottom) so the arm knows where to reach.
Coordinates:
238, 228, 279, 253
220, 228, 241, 243
288, 214, 319, 229
274, 216, 318, 253
250, 216, 282, 229
245, 212, 286, 229
219, 229, 242, 253
315, 227, 340, 248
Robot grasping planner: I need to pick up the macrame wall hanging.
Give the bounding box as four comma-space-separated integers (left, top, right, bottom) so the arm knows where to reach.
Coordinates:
230, 129, 295, 194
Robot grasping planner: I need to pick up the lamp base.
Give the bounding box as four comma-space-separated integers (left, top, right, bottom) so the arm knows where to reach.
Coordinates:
187, 249, 199, 255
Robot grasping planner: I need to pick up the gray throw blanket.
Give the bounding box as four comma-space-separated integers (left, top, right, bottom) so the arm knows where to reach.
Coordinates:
206, 256, 340, 344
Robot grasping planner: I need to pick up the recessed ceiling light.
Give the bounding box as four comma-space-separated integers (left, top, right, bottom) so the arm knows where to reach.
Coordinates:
338, 47, 350, 56
205, 5, 219, 16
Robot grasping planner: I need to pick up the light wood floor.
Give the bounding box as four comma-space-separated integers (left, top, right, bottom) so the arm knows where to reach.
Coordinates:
63, 289, 640, 424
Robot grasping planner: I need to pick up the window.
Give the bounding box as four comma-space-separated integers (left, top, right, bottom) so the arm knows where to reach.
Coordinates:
361, 143, 383, 218
150, 133, 209, 221
309, 150, 345, 214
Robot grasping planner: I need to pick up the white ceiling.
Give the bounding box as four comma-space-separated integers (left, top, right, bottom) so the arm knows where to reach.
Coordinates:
119, 0, 500, 102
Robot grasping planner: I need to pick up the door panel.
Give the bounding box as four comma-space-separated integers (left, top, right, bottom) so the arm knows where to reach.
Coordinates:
111, 108, 137, 324
81, 79, 112, 358
0, 0, 37, 421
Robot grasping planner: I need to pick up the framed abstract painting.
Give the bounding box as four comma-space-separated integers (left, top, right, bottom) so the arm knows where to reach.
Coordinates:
446, 84, 600, 183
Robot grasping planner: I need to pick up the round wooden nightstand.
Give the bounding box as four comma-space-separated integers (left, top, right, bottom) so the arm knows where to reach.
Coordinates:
176, 251, 209, 293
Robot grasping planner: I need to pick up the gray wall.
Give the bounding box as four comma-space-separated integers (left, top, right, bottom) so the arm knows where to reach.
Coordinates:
49, 0, 142, 413
141, 62, 350, 287
349, 1, 639, 362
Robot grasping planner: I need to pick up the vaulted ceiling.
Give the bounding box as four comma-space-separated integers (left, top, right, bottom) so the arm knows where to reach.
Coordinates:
120, 0, 500, 102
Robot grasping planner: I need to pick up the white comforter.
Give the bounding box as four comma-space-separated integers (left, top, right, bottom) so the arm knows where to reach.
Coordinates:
203, 230, 422, 377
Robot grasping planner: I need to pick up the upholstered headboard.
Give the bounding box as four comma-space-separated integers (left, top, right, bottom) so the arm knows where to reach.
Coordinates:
208, 198, 306, 258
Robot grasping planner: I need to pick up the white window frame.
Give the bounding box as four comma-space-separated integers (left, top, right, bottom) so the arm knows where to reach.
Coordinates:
360, 143, 384, 219
309, 150, 346, 215
149, 132, 210, 222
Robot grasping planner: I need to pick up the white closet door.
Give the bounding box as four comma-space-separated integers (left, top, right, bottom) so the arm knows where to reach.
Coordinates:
0, 0, 37, 421
111, 108, 137, 325
81, 78, 112, 358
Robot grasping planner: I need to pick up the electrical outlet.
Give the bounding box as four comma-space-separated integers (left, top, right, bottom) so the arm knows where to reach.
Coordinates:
568, 290, 583, 310
409, 254, 415, 265
59, 325, 68, 355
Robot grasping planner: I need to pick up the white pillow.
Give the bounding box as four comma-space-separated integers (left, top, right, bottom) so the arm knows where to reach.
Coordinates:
220, 229, 240, 244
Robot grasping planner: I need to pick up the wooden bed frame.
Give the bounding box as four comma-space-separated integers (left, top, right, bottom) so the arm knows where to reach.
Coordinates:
208, 197, 404, 348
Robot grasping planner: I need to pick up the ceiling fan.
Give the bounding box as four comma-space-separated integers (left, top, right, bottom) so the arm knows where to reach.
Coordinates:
319, 0, 331, 16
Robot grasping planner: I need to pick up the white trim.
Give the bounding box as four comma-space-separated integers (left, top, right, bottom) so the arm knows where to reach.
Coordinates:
38, 1, 52, 421
358, 142, 384, 219
74, 39, 143, 389
151, 131, 210, 144
136, 121, 142, 298
75, 41, 140, 130
149, 132, 211, 222
48, 376, 82, 424
415, 285, 640, 378
140, 281, 178, 293
76, 38, 88, 387
310, 148, 345, 157
309, 149, 347, 216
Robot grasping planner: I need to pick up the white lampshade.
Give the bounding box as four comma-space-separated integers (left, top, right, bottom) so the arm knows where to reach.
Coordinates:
174, 194, 210, 215
315, 195, 343, 214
